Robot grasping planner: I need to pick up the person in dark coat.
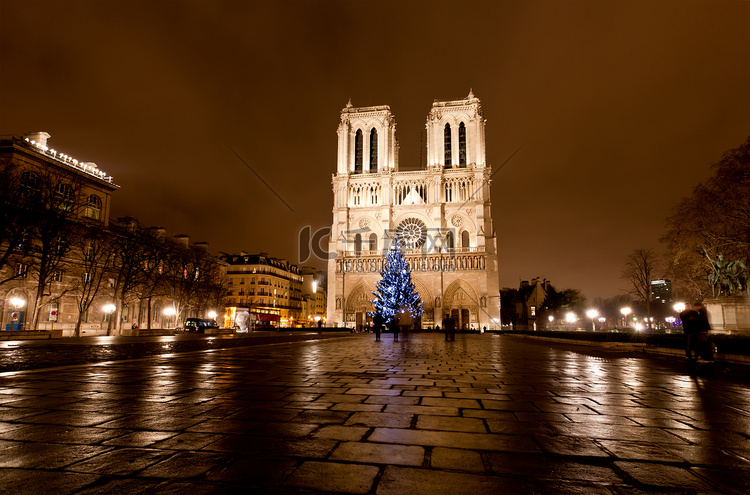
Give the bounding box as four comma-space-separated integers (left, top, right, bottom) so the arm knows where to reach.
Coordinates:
693, 302, 713, 361
373, 313, 384, 342
679, 306, 699, 360
442, 315, 456, 341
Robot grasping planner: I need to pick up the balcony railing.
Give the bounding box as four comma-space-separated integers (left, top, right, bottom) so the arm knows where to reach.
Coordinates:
335, 250, 487, 274
344, 246, 481, 257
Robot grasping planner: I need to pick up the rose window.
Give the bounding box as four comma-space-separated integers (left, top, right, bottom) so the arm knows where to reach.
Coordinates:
396, 218, 427, 249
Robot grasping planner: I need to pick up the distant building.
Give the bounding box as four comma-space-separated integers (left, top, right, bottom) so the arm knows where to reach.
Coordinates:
220, 253, 304, 329
651, 279, 673, 305
301, 267, 327, 325
514, 278, 551, 330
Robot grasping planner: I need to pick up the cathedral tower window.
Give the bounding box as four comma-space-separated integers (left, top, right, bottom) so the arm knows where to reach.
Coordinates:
444, 123, 452, 167
354, 129, 363, 173
369, 233, 377, 251
354, 233, 362, 254
370, 128, 378, 172
458, 122, 467, 166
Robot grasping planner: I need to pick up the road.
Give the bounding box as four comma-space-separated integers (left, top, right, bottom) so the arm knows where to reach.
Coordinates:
0, 333, 748, 493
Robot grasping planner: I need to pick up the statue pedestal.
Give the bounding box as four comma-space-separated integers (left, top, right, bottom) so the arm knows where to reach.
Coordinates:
704, 297, 750, 334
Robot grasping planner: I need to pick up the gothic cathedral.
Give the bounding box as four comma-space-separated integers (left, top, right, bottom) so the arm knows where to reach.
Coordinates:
326, 91, 501, 330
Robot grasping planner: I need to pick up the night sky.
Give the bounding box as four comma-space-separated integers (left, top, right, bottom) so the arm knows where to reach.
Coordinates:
2, 1, 748, 300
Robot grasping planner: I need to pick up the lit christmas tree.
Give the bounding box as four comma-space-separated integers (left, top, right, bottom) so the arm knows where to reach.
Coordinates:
370, 234, 423, 324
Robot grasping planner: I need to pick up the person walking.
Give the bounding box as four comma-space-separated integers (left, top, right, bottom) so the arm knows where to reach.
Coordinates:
442, 315, 456, 341
373, 313, 383, 342
693, 302, 713, 362
679, 305, 699, 361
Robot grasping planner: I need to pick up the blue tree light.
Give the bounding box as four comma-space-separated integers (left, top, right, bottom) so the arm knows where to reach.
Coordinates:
370, 234, 423, 324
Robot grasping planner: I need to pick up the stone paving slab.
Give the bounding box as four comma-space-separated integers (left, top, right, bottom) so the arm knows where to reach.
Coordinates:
0, 333, 749, 493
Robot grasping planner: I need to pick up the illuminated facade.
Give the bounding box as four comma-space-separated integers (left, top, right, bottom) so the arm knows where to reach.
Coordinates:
326, 92, 501, 329
221, 253, 304, 328
0, 132, 119, 334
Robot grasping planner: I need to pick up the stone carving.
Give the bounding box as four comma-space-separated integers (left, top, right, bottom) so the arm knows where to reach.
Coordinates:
451, 214, 463, 227
706, 250, 749, 297
359, 217, 370, 229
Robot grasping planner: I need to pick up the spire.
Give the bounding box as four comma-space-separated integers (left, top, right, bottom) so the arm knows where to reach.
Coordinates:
467, 88, 475, 100
346, 98, 353, 108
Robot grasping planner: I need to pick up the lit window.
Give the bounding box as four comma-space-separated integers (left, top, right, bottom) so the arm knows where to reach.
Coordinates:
85, 194, 102, 220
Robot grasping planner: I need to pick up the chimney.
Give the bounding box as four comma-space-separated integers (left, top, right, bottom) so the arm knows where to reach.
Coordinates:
192, 241, 209, 252
24, 131, 51, 147
148, 227, 166, 239
173, 234, 189, 247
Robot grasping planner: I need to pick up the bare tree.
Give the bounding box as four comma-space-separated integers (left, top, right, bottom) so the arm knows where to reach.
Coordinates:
106, 218, 148, 335
621, 248, 661, 321
21, 166, 87, 330
68, 227, 115, 337
0, 160, 36, 285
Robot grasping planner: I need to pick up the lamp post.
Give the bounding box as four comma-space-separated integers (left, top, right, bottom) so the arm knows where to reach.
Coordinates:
163, 306, 176, 330
9, 297, 26, 331
565, 312, 577, 330
585, 309, 599, 332
620, 307, 632, 329
548, 314, 554, 330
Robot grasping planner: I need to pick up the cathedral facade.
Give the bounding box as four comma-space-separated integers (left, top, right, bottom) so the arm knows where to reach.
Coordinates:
326, 92, 501, 330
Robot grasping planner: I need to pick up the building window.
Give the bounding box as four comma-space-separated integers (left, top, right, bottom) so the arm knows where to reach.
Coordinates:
445, 231, 454, 250
458, 122, 466, 166
20, 171, 39, 200
55, 182, 74, 211
85, 194, 102, 220
369, 233, 377, 251
51, 271, 62, 282
369, 128, 378, 172
16, 263, 28, 278
354, 129, 363, 173
354, 233, 362, 254
444, 123, 452, 167
461, 230, 470, 248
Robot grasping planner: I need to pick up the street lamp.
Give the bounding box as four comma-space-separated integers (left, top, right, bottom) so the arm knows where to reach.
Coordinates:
8, 297, 26, 331
585, 309, 599, 331
163, 306, 176, 329
620, 307, 632, 328
207, 310, 217, 320
673, 302, 686, 313
565, 312, 577, 325
9, 297, 25, 310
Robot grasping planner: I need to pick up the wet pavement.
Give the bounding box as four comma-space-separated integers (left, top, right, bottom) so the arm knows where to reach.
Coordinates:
0, 332, 349, 372
0, 333, 748, 494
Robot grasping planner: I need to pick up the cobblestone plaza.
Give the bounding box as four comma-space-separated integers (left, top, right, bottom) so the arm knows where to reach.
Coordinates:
0, 333, 749, 493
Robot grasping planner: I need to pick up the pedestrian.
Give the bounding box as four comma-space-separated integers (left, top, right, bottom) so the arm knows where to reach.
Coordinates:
373, 313, 383, 342
679, 305, 699, 360
317, 319, 322, 335
442, 315, 456, 341
392, 314, 400, 342
693, 302, 713, 362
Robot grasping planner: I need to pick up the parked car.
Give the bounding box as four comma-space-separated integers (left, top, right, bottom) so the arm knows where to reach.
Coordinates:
183, 318, 219, 334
